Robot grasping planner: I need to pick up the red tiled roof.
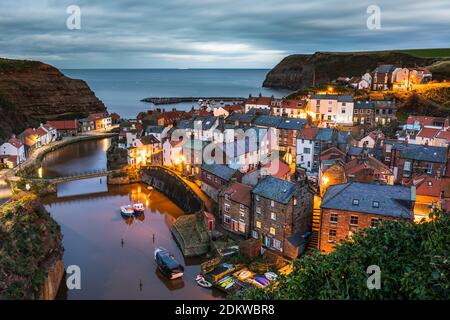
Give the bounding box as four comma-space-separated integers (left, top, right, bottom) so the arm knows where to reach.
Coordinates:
344, 156, 392, 176
20, 128, 35, 138
35, 127, 48, 137
88, 112, 109, 121
223, 182, 252, 208
414, 176, 448, 198
46, 120, 78, 130
223, 104, 243, 113
297, 127, 318, 140
262, 159, 291, 179
417, 127, 440, 139
406, 115, 449, 127
7, 138, 23, 149
436, 130, 450, 142
246, 96, 272, 106
280, 99, 306, 109
367, 130, 385, 141
320, 146, 346, 161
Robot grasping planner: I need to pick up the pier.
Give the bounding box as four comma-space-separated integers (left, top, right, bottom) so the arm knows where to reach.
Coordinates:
141, 97, 245, 105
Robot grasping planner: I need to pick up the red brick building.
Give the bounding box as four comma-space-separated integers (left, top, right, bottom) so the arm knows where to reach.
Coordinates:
218, 182, 252, 237
200, 163, 242, 201
319, 182, 415, 253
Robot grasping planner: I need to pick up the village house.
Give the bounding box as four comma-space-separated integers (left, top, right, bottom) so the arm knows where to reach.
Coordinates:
271, 99, 308, 118
371, 64, 397, 91
162, 138, 184, 169
200, 163, 242, 201
308, 94, 354, 125
389, 143, 448, 183
410, 176, 450, 221
144, 125, 170, 142
277, 117, 307, 165
127, 134, 162, 166
403, 116, 449, 135
181, 139, 209, 178
88, 112, 112, 130
0, 137, 26, 168
358, 130, 384, 149
344, 151, 394, 185
251, 176, 313, 258
415, 127, 441, 146
213, 104, 244, 118
156, 110, 188, 126
18, 124, 55, 150
435, 130, 450, 148
110, 112, 121, 125
373, 100, 397, 125
353, 101, 375, 126
45, 120, 79, 137
225, 113, 256, 127
218, 182, 253, 237
242, 159, 292, 186
244, 95, 273, 113
319, 182, 415, 253
78, 118, 96, 133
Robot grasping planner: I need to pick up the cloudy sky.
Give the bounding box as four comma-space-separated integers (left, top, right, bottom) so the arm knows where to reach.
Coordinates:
1, 0, 449, 68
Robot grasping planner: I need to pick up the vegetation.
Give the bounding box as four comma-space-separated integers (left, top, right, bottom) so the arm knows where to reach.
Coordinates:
0, 193, 63, 299
0, 58, 40, 72
244, 211, 450, 300
394, 48, 450, 58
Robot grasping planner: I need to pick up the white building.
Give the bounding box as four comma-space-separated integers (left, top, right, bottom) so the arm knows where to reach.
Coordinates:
296, 127, 318, 172
308, 94, 354, 125
0, 137, 26, 166
163, 139, 184, 167
244, 96, 273, 113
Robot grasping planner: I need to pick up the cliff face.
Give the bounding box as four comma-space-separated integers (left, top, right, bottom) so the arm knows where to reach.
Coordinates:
263, 52, 436, 90
0, 58, 106, 141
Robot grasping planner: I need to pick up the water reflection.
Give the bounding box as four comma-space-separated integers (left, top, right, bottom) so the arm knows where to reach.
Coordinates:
44, 183, 218, 300
40, 138, 111, 178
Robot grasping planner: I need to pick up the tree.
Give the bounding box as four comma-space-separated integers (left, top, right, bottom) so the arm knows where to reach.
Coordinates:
244, 210, 450, 300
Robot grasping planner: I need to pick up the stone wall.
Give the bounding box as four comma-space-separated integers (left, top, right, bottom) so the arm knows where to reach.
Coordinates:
38, 259, 65, 300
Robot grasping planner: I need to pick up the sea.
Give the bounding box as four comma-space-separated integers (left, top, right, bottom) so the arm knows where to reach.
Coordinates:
61, 69, 292, 119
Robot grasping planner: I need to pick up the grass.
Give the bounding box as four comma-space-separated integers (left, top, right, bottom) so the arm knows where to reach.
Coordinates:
0, 58, 40, 72
394, 48, 450, 58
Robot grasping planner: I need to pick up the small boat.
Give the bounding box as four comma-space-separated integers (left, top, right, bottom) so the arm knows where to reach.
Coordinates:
154, 247, 184, 280
224, 281, 235, 290
120, 205, 134, 217
264, 272, 278, 282
254, 277, 270, 287
133, 202, 145, 214
147, 186, 154, 191
196, 275, 212, 288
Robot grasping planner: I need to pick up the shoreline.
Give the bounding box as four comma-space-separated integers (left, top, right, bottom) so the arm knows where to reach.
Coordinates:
141, 97, 245, 105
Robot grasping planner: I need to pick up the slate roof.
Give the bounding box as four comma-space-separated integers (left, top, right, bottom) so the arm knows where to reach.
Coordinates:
145, 125, 165, 134
392, 143, 447, 163
202, 163, 238, 181
252, 115, 283, 128
252, 176, 297, 204
225, 113, 256, 123
140, 134, 160, 145
321, 182, 414, 219
277, 118, 306, 130
310, 94, 353, 103
246, 108, 271, 116
355, 101, 375, 109
316, 128, 334, 141
373, 64, 396, 74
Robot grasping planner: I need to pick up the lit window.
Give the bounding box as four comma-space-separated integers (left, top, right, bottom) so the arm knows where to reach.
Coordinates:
328, 229, 337, 243
256, 221, 261, 229
273, 239, 282, 250
224, 215, 231, 225
269, 227, 276, 235
270, 200, 275, 207
352, 199, 359, 206
256, 207, 261, 214
224, 204, 230, 212
255, 195, 260, 201
271, 212, 277, 221
350, 216, 359, 226
252, 230, 259, 239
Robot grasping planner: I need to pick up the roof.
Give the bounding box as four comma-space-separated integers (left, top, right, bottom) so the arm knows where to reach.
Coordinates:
287, 233, 308, 247
46, 120, 78, 130
280, 99, 307, 109
222, 182, 252, 207
392, 143, 447, 163
225, 113, 255, 123
7, 138, 23, 149
277, 118, 306, 130
252, 115, 283, 128
246, 108, 271, 116
223, 104, 243, 113
417, 127, 440, 140
310, 94, 353, 103
344, 156, 392, 176
414, 176, 449, 198
373, 64, 396, 74
261, 159, 291, 179
355, 101, 375, 109
88, 112, 109, 121
436, 130, 450, 142
321, 182, 414, 218
201, 163, 239, 181
246, 96, 273, 106
35, 127, 48, 137
145, 125, 166, 134
316, 128, 334, 141
140, 135, 160, 145
297, 127, 318, 140
406, 116, 449, 128
252, 176, 297, 204
182, 139, 208, 151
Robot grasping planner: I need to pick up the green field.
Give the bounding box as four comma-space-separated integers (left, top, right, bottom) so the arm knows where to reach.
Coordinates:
394, 48, 450, 58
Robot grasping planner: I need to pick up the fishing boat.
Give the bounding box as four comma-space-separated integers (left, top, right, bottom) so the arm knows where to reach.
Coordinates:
120, 205, 134, 217
264, 272, 278, 282
196, 275, 212, 288
133, 202, 145, 214
154, 247, 184, 280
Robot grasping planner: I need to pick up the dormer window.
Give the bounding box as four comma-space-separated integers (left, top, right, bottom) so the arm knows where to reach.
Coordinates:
372, 201, 379, 208
352, 199, 359, 206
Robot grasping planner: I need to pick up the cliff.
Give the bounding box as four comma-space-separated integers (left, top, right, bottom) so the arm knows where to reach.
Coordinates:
0, 192, 64, 299
0, 58, 106, 142
263, 51, 437, 90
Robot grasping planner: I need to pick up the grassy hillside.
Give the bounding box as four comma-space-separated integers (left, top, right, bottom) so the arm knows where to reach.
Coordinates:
0, 58, 40, 72
394, 48, 450, 58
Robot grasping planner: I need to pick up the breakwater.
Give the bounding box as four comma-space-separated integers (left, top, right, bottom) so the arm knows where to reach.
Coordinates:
141, 97, 245, 105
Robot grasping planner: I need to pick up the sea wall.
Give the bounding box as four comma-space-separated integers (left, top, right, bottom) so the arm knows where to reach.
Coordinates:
140, 166, 204, 213
38, 259, 65, 300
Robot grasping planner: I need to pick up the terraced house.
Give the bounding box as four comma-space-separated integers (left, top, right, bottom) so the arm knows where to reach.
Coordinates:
308, 94, 354, 125
319, 182, 415, 253
251, 176, 313, 258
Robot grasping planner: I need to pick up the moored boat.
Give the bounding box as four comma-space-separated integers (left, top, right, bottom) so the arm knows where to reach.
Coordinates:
196, 275, 212, 288
120, 205, 134, 217
154, 247, 184, 280
133, 202, 145, 214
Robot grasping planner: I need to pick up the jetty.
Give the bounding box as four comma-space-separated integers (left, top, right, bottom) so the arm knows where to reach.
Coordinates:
141, 97, 245, 105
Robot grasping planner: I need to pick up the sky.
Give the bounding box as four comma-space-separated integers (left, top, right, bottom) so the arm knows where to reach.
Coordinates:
1, 0, 450, 69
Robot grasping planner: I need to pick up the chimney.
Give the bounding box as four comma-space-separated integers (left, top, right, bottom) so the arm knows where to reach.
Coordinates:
410, 186, 416, 202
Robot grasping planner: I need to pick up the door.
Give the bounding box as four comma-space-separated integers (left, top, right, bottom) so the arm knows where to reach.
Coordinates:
264, 236, 271, 248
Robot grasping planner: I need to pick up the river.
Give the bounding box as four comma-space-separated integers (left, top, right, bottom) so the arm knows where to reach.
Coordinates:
41, 138, 221, 299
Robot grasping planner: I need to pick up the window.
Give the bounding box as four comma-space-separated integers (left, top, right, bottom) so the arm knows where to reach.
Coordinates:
271, 212, 277, 221
269, 227, 276, 235
256, 221, 261, 229
303, 147, 311, 154
371, 218, 380, 228
239, 211, 245, 221
341, 108, 346, 114
225, 194, 230, 201
372, 201, 379, 208
426, 163, 433, 174
273, 239, 282, 250
256, 207, 261, 214
270, 200, 275, 207
224, 215, 231, 225
328, 107, 332, 113
252, 230, 259, 239
352, 199, 359, 206
328, 229, 337, 243
224, 204, 230, 212
330, 213, 338, 223
255, 195, 260, 201
350, 215, 359, 226
354, 110, 358, 114
293, 198, 297, 206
